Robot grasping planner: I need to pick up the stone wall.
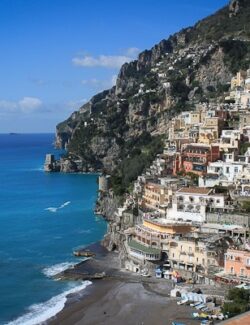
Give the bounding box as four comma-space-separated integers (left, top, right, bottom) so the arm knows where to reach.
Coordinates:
206, 212, 250, 227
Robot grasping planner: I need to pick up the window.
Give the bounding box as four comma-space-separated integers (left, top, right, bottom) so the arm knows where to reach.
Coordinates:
172, 253, 175, 258
230, 267, 234, 274
189, 247, 192, 253
246, 258, 250, 266
234, 167, 239, 173
226, 167, 230, 174
230, 255, 234, 261
240, 268, 245, 276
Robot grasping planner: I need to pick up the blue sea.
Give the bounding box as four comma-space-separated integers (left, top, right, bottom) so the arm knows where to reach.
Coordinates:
0, 134, 107, 325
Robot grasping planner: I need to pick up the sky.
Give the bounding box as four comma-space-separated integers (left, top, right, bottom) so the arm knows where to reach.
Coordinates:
0, 0, 229, 133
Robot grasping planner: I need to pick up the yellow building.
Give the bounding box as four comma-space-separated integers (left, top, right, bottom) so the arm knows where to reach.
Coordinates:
143, 219, 193, 235
231, 70, 247, 90
142, 181, 172, 212
133, 218, 194, 251
239, 113, 250, 129
168, 235, 227, 275
198, 126, 218, 144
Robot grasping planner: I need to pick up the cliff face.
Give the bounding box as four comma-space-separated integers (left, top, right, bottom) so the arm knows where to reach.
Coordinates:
56, 0, 250, 173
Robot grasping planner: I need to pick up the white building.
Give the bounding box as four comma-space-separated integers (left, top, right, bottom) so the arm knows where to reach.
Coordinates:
167, 187, 227, 223
214, 129, 241, 153
234, 166, 250, 197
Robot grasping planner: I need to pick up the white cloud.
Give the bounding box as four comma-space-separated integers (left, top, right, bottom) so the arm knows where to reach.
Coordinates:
67, 98, 87, 110
0, 100, 17, 111
111, 74, 117, 86
81, 74, 117, 91
0, 97, 42, 114
72, 47, 140, 69
19, 97, 42, 113
72, 54, 132, 69
124, 47, 140, 57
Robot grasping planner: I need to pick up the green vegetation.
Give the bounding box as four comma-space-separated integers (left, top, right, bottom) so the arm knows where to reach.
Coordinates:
171, 80, 190, 101
220, 40, 250, 74
214, 185, 229, 194
111, 133, 164, 195
242, 201, 250, 213
239, 142, 250, 155
188, 1, 250, 44
186, 172, 199, 186
223, 288, 250, 317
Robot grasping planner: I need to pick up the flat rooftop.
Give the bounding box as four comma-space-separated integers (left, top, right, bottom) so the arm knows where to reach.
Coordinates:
202, 223, 244, 231
177, 187, 212, 195
144, 218, 193, 227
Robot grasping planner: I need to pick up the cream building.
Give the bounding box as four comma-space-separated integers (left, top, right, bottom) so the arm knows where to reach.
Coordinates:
168, 234, 229, 275
142, 181, 172, 214
167, 187, 230, 223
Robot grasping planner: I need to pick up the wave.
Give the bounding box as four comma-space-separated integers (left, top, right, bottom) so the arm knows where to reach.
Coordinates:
59, 201, 71, 209
45, 207, 58, 213
42, 262, 76, 278
6, 281, 92, 325
45, 201, 71, 213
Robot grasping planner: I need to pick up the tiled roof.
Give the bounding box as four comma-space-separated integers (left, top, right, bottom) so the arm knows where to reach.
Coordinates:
177, 187, 212, 195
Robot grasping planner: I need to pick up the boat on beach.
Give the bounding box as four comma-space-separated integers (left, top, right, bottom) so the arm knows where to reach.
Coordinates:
73, 249, 96, 257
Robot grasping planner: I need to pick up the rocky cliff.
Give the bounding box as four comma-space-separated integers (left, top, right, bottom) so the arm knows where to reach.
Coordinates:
56, 0, 250, 180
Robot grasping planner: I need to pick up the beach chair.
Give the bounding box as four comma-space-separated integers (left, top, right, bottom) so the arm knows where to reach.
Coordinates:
196, 303, 206, 310
190, 301, 202, 307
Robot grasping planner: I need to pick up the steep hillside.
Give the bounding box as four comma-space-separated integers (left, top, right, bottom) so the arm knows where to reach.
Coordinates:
56, 0, 250, 193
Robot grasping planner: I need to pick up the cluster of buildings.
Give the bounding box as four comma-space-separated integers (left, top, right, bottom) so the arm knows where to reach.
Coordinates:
107, 68, 250, 285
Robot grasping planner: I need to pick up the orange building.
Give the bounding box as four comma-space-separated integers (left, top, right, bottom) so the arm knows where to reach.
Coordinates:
224, 248, 250, 279
180, 143, 220, 176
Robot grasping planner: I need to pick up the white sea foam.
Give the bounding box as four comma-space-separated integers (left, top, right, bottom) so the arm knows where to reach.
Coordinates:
45, 207, 58, 213
59, 201, 71, 209
42, 262, 76, 278
6, 281, 92, 325
45, 201, 71, 213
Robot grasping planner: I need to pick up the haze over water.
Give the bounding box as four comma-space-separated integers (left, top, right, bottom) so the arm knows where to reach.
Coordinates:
0, 133, 107, 324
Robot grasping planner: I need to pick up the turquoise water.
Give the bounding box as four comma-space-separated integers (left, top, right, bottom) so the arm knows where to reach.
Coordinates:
0, 134, 107, 324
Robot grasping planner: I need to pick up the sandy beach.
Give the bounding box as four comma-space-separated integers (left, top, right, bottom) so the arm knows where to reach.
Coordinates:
46, 244, 205, 325
48, 278, 200, 325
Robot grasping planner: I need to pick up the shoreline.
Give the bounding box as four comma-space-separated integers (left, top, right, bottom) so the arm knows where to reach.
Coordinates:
45, 243, 209, 325
47, 276, 201, 325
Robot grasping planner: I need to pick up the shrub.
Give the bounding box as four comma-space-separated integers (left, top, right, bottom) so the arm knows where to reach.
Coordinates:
111, 134, 164, 195
222, 288, 250, 317
242, 201, 250, 213
220, 40, 250, 74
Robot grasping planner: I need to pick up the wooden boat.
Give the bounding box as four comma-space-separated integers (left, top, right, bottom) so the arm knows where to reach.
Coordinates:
73, 250, 96, 257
